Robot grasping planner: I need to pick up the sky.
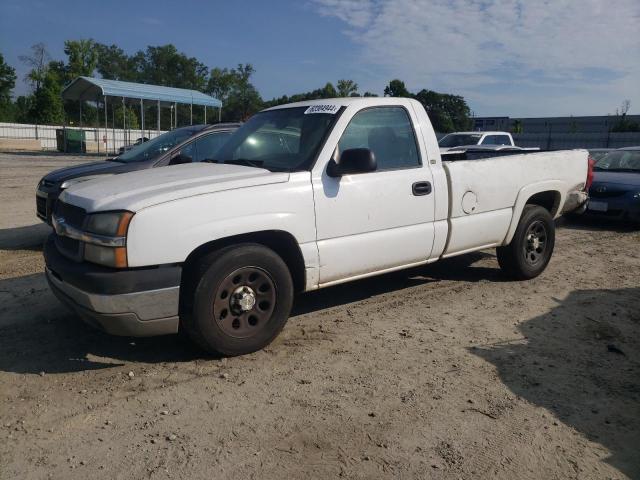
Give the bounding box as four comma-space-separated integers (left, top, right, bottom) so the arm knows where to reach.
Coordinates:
1, 0, 639, 117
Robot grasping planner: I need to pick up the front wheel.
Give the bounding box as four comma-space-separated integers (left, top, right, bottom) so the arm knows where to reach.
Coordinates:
497, 205, 555, 280
183, 244, 294, 356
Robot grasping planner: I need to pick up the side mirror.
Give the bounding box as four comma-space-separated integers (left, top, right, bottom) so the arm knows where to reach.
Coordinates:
169, 151, 192, 165
327, 148, 377, 177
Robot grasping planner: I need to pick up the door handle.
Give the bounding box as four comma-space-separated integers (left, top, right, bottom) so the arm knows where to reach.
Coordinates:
412, 181, 432, 196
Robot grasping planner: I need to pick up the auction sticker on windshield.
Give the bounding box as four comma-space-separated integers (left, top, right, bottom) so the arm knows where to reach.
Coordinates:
304, 104, 340, 114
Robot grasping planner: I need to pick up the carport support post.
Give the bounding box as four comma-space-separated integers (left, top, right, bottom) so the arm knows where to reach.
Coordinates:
190, 101, 193, 125
103, 96, 108, 157
174, 102, 177, 128
122, 97, 126, 146
140, 99, 145, 138
218, 106, 221, 122
204, 106, 207, 124
157, 100, 160, 132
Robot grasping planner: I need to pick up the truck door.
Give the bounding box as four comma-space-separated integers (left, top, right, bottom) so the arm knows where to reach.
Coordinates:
312, 105, 436, 285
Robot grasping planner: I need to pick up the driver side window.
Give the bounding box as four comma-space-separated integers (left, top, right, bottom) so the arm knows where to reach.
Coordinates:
194, 132, 233, 162
169, 141, 195, 165
337, 107, 420, 170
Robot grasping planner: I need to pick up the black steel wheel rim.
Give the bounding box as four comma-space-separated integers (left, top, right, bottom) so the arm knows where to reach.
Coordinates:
523, 220, 547, 266
213, 267, 277, 338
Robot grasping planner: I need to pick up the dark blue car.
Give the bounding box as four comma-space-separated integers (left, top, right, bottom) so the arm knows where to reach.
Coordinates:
586, 146, 640, 224
36, 123, 239, 224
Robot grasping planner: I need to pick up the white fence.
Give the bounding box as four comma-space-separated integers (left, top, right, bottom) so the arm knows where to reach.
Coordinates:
0, 122, 167, 155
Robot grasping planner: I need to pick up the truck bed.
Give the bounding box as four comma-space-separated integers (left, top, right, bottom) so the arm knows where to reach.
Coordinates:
440, 150, 588, 257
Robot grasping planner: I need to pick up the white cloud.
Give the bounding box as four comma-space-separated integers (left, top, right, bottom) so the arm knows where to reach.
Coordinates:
313, 0, 640, 116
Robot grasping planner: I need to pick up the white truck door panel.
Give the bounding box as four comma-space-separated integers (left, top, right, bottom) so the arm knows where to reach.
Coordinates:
312, 105, 436, 285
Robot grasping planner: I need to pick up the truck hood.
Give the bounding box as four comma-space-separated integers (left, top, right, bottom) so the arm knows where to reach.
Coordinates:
43, 160, 122, 184
59, 163, 290, 212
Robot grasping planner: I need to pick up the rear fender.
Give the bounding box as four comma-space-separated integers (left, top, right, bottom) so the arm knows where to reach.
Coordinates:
503, 181, 566, 245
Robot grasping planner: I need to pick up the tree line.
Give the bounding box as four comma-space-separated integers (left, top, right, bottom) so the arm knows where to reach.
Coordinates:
0, 40, 475, 132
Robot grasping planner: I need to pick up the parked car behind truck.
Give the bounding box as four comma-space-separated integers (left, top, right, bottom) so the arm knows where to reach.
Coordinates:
585, 146, 640, 223
36, 123, 239, 224
44, 98, 591, 356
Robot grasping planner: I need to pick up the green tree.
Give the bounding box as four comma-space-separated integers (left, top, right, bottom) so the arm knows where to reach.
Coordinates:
19, 43, 50, 93
13, 95, 33, 123
135, 44, 208, 90
223, 64, 263, 121
512, 119, 523, 134
206, 67, 236, 107
30, 69, 64, 124
95, 43, 137, 81
611, 100, 639, 132
384, 79, 411, 97
413, 89, 472, 133
208, 64, 263, 122
64, 39, 98, 83
0, 53, 17, 121
337, 79, 358, 97
113, 103, 139, 129
263, 81, 339, 108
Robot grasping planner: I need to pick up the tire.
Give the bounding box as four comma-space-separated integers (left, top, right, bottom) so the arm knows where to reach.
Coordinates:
497, 205, 555, 280
182, 243, 294, 356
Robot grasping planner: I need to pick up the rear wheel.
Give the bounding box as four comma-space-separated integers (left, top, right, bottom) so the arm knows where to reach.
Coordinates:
497, 205, 555, 280
182, 244, 293, 356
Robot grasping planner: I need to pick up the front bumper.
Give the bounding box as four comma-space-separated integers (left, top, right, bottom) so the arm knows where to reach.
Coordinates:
44, 236, 181, 337
583, 195, 640, 223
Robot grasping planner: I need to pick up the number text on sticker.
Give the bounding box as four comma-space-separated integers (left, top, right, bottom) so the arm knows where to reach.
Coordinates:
304, 104, 340, 115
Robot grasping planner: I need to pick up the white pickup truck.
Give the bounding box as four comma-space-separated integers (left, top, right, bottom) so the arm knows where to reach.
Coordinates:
439, 131, 515, 153
45, 98, 591, 355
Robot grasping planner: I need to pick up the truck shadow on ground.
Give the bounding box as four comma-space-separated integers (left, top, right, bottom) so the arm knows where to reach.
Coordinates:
471, 287, 640, 479
0, 223, 50, 250
0, 252, 501, 375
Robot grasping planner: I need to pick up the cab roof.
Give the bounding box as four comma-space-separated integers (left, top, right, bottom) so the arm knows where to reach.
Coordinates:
263, 97, 419, 112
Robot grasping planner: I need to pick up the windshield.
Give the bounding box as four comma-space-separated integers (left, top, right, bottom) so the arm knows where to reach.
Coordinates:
588, 150, 612, 162
210, 107, 341, 171
594, 150, 640, 172
114, 127, 199, 163
439, 133, 483, 148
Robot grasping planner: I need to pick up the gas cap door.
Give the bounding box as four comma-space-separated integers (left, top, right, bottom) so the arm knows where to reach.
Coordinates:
462, 191, 478, 214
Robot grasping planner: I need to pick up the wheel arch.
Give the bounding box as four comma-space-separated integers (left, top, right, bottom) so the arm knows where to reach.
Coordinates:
180, 230, 307, 297
503, 181, 565, 245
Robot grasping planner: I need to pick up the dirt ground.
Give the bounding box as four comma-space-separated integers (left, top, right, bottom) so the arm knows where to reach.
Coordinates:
0, 152, 638, 480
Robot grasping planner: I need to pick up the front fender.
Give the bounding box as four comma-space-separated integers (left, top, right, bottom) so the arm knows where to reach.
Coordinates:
125, 175, 316, 268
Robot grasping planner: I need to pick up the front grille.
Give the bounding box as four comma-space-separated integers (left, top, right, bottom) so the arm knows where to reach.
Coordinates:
54, 201, 86, 229
36, 196, 47, 217
52, 201, 87, 261
56, 234, 81, 257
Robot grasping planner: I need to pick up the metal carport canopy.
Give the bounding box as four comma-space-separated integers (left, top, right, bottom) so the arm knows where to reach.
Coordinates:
62, 76, 221, 108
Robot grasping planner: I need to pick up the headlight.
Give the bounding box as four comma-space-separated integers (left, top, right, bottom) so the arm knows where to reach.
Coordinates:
82, 211, 133, 268
633, 192, 640, 200
86, 211, 133, 237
